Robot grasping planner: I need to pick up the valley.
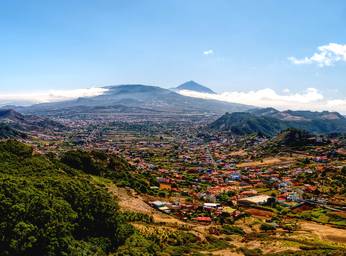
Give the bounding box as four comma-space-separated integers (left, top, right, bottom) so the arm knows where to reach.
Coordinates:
1, 84, 346, 255
3, 1, 346, 255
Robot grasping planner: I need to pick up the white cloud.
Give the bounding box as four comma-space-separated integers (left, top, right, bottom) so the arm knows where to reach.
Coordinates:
3, 85, 346, 114
203, 49, 214, 55
178, 88, 346, 114
289, 43, 346, 67
0, 87, 108, 106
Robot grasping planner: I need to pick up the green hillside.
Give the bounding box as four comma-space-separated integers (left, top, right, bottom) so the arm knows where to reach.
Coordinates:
0, 140, 140, 255
210, 110, 346, 137
0, 124, 26, 139
209, 112, 288, 137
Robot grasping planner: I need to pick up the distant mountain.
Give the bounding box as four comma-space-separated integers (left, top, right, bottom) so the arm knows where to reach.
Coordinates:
249, 108, 344, 122
0, 109, 64, 132
210, 108, 346, 136
0, 109, 25, 122
17, 84, 253, 116
209, 112, 288, 137
173, 81, 216, 94
0, 123, 27, 139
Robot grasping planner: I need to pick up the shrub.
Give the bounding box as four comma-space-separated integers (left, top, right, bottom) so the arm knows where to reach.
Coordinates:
221, 225, 245, 235
260, 223, 276, 232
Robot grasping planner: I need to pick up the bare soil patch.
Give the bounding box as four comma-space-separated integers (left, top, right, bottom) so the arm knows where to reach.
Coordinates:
300, 221, 346, 244
244, 208, 275, 218
236, 157, 293, 168
108, 185, 188, 225
210, 249, 242, 256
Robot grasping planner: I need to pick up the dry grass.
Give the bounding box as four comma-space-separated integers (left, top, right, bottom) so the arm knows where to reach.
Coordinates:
108, 184, 190, 226
236, 157, 290, 168
107, 183, 346, 255
244, 208, 275, 218
300, 221, 346, 244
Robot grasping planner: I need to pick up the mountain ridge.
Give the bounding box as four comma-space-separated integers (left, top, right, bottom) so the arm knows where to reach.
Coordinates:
249, 107, 344, 121
210, 108, 346, 136
0, 109, 65, 133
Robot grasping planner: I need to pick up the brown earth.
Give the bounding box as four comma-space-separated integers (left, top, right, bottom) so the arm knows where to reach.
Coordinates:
236, 157, 293, 168
107, 183, 346, 255
300, 221, 346, 244
210, 249, 242, 256
107, 184, 188, 225
244, 208, 275, 218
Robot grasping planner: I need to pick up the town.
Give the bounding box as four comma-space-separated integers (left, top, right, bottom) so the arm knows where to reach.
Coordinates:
11, 111, 345, 255
2, 1, 346, 255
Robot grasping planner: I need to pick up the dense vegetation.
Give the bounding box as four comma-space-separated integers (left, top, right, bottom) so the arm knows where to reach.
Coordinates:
209, 112, 288, 137
210, 110, 346, 137
273, 128, 325, 148
0, 140, 135, 255
0, 123, 26, 139
61, 150, 150, 193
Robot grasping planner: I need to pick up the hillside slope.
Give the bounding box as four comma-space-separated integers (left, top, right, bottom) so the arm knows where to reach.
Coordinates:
0, 140, 173, 255
210, 109, 346, 136
0, 123, 27, 139
209, 112, 289, 136
0, 109, 65, 132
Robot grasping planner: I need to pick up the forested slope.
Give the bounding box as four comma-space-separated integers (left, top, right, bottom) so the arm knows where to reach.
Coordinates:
0, 140, 135, 255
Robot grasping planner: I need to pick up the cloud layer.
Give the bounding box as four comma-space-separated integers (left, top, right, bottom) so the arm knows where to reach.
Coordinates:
0, 87, 108, 106
289, 43, 346, 66
203, 49, 214, 55
2, 85, 346, 114
178, 88, 346, 114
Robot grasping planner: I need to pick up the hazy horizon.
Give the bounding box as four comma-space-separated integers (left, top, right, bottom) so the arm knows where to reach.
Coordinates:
0, 0, 346, 112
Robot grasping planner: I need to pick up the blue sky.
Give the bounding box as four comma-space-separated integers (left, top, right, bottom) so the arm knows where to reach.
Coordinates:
1, 0, 346, 111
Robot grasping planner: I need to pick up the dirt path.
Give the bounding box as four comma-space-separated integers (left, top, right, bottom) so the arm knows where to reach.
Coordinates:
108, 185, 154, 214
300, 221, 346, 244
236, 157, 294, 168
209, 249, 242, 256
107, 184, 218, 242
108, 185, 188, 225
